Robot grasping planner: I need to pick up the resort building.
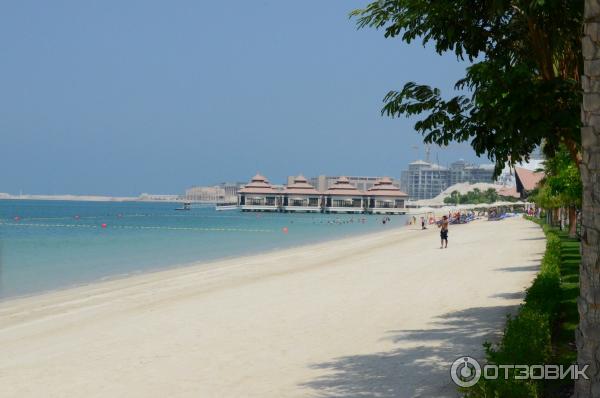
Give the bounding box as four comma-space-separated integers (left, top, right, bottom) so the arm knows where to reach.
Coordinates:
185, 186, 226, 202
185, 182, 243, 203
288, 175, 402, 193
366, 177, 408, 214
323, 177, 365, 213
497, 185, 520, 199
234, 174, 414, 214
220, 182, 245, 202
400, 159, 496, 200
402, 160, 450, 201
448, 160, 495, 186
237, 174, 281, 211
282, 175, 322, 212
497, 157, 545, 187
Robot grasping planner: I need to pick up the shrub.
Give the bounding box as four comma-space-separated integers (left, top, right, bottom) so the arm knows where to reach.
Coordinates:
489, 307, 552, 366
463, 222, 561, 397
525, 232, 561, 322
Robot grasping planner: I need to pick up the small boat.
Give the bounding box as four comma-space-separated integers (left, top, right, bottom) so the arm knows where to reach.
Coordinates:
215, 202, 239, 211
175, 202, 192, 211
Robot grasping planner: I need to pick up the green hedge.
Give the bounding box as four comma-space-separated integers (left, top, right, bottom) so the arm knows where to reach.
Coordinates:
463, 220, 561, 397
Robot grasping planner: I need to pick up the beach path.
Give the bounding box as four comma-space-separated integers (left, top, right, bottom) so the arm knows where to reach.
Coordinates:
0, 217, 544, 397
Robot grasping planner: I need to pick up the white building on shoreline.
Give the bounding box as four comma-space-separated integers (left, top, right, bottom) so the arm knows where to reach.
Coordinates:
185, 182, 243, 203
400, 159, 496, 200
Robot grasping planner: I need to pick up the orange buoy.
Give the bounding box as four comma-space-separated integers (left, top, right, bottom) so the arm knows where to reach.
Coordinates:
14, 216, 20, 221
282, 227, 289, 234
101, 223, 107, 228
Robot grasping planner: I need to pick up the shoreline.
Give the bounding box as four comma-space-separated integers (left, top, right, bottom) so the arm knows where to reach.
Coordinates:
0, 220, 415, 304
0, 222, 422, 313
0, 217, 544, 397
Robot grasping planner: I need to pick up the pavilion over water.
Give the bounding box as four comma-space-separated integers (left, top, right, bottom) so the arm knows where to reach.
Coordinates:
237, 174, 407, 214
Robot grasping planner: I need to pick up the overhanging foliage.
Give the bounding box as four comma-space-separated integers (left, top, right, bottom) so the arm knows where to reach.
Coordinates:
351, 0, 582, 175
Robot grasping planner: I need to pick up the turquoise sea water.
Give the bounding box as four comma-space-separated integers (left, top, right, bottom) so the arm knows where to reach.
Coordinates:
0, 200, 408, 300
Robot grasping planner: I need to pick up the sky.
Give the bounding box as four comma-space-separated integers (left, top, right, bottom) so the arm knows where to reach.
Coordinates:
0, 1, 483, 196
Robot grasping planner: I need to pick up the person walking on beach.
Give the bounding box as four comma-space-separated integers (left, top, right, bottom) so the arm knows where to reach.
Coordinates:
438, 215, 449, 249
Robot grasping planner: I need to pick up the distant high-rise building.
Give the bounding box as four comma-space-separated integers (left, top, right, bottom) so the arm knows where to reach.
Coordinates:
449, 160, 495, 186
401, 159, 496, 200
185, 186, 225, 202
403, 160, 450, 200
220, 182, 244, 200
185, 182, 244, 203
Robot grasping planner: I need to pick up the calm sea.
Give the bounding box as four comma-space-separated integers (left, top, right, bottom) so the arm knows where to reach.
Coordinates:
0, 200, 408, 300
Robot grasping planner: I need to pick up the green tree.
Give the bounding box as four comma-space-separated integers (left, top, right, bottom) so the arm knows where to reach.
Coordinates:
450, 190, 460, 204
351, 1, 597, 394
533, 146, 582, 237
443, 187, 514, 204
351, 0, 582, 174
484, 188, 499, 203
530, 183, 562, 225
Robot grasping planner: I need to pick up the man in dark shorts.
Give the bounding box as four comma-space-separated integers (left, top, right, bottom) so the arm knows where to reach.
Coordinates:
438, 215, 449, 249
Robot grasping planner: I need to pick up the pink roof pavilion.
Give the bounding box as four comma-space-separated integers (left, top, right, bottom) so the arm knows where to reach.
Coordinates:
283, 175, 321, 195
324, 176, 364, 196
514, 167, 544, 191
367, 177, 408, 197
497, 185, 520, 199
238, 174, 278, 194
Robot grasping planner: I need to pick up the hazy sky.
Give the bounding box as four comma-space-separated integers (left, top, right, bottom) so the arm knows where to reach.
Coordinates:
1, 1, 482, 196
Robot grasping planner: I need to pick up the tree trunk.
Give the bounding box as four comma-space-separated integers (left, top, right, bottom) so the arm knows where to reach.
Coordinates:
569, 206, 578, 238
576, 2, 600, 395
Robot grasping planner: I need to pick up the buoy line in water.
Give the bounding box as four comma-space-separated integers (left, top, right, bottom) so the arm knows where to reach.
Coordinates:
7, 214, 355, 223
2, 215, 369, 226
0, 222, 274, 233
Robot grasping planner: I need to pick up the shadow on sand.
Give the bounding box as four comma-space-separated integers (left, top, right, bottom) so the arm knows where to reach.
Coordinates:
489, 291, 525, 300
494, 264, 540, 273
300, 304, 521, 398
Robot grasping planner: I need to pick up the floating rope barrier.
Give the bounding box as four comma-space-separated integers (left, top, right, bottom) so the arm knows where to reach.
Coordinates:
0, 222, 273, 233
6, 214, 342, 222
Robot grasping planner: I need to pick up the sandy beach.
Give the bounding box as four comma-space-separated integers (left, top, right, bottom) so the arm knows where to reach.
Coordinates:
0, 217, 544, 398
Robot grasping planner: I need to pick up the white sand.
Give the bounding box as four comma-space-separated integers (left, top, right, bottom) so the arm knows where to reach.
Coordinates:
0, 217, 544, 398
